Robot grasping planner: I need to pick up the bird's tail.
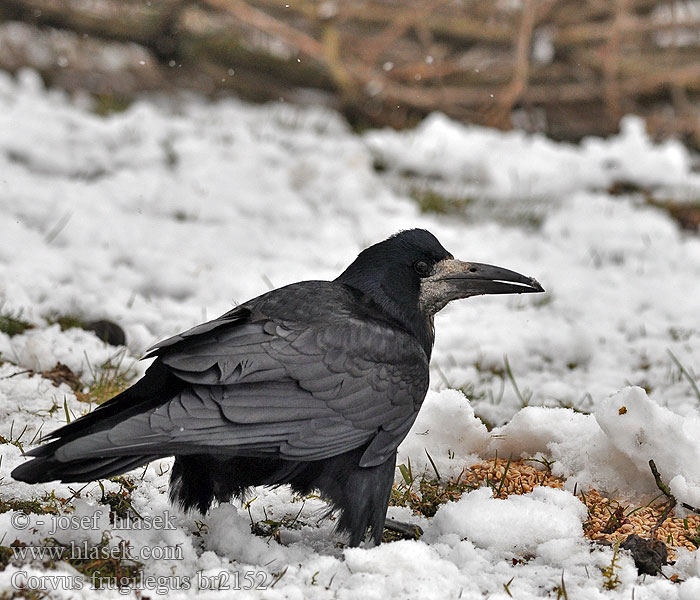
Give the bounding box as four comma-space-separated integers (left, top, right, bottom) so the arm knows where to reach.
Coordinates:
11, 360, 182, 484
11, 453, 159, 483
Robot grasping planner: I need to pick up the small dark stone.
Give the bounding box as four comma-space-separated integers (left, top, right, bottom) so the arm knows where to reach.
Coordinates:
86, 319, 126, 346
621, 534, 668, 576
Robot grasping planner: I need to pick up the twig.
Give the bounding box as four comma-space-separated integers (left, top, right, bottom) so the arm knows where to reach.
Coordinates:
601, 0, 627, 121
204, 0, 325, 58
1, 369, 33, 380
358, 5, 427, 64
649, 460, 673, 499
485, 0, 538, 128
649, 460, 700, 525
649, 459, 676, 540
681, 502, 700, 516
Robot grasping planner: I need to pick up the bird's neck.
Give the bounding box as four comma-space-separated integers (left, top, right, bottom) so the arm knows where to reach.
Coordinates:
338, 279, 435, 359
382, 285, 435, 358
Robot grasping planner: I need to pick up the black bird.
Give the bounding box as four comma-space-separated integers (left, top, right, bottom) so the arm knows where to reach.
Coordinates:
12, 229, 543, 546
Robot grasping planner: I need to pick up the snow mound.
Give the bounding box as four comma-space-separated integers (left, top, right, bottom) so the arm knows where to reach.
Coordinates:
428, 486, 586, 557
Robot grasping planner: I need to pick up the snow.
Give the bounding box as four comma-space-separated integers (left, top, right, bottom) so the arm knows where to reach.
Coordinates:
1, 68, 700, 598
365, 111, 698, 199
427, 486, 588, 555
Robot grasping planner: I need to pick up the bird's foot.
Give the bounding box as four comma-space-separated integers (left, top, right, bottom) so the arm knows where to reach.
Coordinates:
383, 517, 423, 541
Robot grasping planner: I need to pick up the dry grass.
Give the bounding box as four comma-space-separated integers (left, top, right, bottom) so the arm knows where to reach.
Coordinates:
74, 352, 136, 405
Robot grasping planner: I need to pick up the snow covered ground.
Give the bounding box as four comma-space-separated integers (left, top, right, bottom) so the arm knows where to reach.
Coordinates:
1, 68, 700, 598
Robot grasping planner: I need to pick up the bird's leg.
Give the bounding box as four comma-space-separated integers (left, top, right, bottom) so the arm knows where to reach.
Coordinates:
383, 517, 423, 540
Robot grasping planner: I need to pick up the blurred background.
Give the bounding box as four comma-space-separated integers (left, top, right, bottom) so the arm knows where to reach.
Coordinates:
2, 0, 700, 147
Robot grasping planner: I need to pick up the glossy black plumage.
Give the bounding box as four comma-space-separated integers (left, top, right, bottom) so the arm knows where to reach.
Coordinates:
12, 229, 543, 546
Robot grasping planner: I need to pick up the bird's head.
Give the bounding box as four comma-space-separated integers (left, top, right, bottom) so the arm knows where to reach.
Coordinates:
336, 229, 543, 353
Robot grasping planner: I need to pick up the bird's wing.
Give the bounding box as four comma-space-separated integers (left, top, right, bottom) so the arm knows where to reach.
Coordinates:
56, 301, 429, 468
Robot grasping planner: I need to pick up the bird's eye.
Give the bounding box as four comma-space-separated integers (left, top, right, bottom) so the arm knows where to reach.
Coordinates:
413, 260, 431, 277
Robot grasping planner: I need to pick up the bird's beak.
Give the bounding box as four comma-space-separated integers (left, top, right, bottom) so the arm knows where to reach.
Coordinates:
436, 259, 544, 296
419, 258, 544, 314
